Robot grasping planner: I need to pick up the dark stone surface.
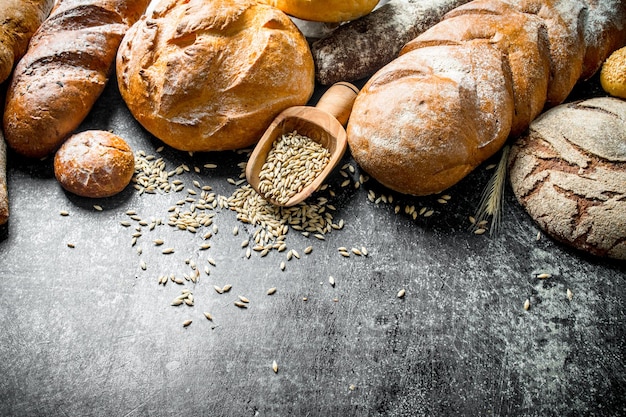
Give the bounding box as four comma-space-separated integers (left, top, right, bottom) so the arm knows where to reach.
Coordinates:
0, 71, 624, 417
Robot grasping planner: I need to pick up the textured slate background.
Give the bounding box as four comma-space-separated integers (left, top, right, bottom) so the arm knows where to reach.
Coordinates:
0, 69, 624, 417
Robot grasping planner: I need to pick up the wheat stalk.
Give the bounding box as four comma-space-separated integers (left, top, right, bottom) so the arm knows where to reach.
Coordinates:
472, 145, 510, 235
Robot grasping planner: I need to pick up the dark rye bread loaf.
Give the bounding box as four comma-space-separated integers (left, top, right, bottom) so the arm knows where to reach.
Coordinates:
311, 0, 469, 85
508, 97, 626, 260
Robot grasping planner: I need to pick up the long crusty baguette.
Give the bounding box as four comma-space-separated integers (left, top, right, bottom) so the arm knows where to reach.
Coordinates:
311, 0, 470, 85
2, 0, 150, 159
0, 0, 54, 84
346, 0, 626, 196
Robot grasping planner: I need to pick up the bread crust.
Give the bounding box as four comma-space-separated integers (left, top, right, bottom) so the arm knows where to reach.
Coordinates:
116, 0, 315, 152
0, 0, 54, 84
54, 130, 135, 198
347, 0, 626, 196
2, 0, 151, 159
256, 0, 379, 22
311, 0, 469, 85
347, 42, 514, 196
508, 97, 626, 260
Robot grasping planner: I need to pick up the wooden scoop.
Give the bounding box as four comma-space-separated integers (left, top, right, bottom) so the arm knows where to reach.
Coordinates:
246, 82, 359, 207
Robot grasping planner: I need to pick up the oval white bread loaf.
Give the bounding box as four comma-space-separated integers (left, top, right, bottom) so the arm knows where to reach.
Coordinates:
508, 97, 626, 260
2, 0, 151, 159
0, 0, 54, 84
116, 0, 315, 152
346, 0, 626, 196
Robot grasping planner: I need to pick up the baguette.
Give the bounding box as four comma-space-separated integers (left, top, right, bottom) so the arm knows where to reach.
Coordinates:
0, 0, 54, 84
311, 0, 470, 85
2, 0, 151, 159
346, 0, 626, 196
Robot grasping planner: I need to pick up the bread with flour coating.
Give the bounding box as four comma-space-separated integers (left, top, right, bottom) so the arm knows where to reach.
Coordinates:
346, 0, 626, 196
508, 97, 626, 260
116, 0, 315, 152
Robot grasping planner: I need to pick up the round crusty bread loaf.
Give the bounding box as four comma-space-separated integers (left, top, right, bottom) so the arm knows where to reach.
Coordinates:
508, 97, 626, 260
116, 0, 315, 152
54, 130, 135, 198
256, 0, 379, 22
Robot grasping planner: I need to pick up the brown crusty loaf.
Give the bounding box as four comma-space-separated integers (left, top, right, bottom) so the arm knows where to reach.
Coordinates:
508, 97, 626, 260
0, 0, 54, 84
116, 0, 315, 152
54, 130, 135, 198
346, 0, 626, 196
311, 0, 469, 85
2, 0, 151, 159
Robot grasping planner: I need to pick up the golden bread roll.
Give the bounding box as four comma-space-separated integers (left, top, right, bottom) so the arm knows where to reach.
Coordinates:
54, 131, 135, 198
257, 0, 379, 22
116, 0, 315, 152
600, 46, 626, 98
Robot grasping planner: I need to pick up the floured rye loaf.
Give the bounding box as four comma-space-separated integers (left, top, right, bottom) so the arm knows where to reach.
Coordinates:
116, 0, 315, 152
508, 97, 626, 261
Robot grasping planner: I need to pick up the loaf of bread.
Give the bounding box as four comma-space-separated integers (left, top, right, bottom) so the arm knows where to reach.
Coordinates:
508, 97, 626, 260
54, 130, 135, 198
256, 0, 379, 22
311, 0, 469, 85
116, 0, 315, 152
0, 0, 54, 84
2, 0, 151, 159
346, 0, 626, 196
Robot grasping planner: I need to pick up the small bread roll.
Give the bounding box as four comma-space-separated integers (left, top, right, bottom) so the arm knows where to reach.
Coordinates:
54, 131, 135, 198
117, 0, 315, 152
257, 0, 379, 22
600, 46, 626, 99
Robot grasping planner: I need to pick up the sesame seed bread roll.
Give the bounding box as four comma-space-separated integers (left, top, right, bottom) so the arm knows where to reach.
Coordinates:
116, 0, 315, 152
346, 0, 626, 196
600, 46, 626, 98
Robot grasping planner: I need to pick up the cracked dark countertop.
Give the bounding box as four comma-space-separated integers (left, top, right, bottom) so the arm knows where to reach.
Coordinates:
0, 72, 624, 417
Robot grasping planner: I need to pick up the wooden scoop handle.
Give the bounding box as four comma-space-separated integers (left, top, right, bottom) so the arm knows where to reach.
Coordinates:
314, 82, 359, 126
